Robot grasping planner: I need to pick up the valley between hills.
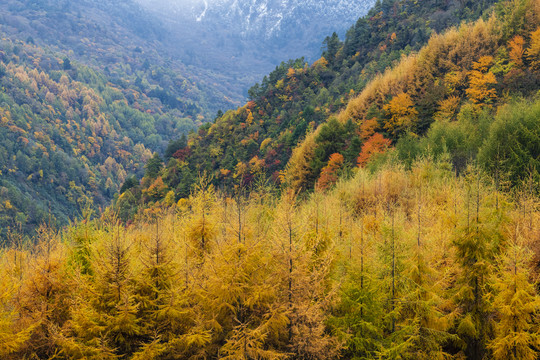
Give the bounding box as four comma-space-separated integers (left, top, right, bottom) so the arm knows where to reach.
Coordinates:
0, 0, 540, 359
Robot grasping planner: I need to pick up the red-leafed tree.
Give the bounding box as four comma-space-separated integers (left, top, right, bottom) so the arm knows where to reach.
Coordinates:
172, 147, 191, 162
357, 133, 391, 167
316, 153, 344, 191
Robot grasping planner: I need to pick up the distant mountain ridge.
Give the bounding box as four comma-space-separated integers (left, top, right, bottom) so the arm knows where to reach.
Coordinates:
139, 0, 375, 40
135, 0, 376, 95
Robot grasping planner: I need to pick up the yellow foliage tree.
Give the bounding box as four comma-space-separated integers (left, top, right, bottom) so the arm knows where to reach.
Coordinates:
509, 35, 525, 67
526, 27, 540, 70
466, 55, 497, 105
383, 93, 418, 136
287, 67, 296, 78
187, 176, 217, 256
489, 245, 540, 360
360, 119, 379, 140
0, 251, 37, 358
434, 96, 461, 122
282, 131, 317, 191
312, 57, 329, 69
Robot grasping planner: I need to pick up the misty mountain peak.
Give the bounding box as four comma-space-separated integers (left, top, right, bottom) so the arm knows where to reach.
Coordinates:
136, 0, 376, 40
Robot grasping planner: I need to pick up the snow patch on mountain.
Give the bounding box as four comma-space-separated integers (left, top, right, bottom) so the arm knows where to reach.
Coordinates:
136, 0, 376, 40
196, 0, 208, 21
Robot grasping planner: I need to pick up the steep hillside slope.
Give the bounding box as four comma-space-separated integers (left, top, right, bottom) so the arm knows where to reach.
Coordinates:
0, 37, 199, 238
123, 0, 502, 211
281, 0, 540, 191
0, 0, 241, 117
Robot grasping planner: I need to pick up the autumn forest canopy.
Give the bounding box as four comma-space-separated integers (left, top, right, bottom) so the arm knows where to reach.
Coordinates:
1, 0, 540, 359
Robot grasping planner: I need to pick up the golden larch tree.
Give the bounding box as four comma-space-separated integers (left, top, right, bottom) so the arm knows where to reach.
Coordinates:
466, 55, 497, 105
383, 93, 418, 136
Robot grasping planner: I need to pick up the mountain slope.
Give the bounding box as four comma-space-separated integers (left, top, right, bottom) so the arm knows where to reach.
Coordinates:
139, 0, 375, 40
123, 0, 503, 211
283, 0, 540, 190
0, 37, 203, 237
135, 0, 376, 96
0, 0, 382, 238
0, 0, 243, 117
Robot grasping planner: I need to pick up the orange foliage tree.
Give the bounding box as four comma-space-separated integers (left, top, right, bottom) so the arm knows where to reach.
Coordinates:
360, 119, 379, 140
509, 35, 525, 67
466, 55, 497, 105
143, 176, 169, 201
357, 133, 391, 167
316, 153, 344, 191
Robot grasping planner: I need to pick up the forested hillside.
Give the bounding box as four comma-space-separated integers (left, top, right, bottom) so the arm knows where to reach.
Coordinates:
0, 0, 241, 114
0, 0, 258, 238
0, 35, 199, 238
0, 0, 231, 238
122, 0, 503, 209
0, 0, 390, 239
283, 0, 540, 192
1, 0, 540, 358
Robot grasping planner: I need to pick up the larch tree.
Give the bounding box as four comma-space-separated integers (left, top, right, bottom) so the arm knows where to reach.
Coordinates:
526, 27, 540, 70
187, 175, 218, 258
488, 243, 540, 360
131, 216, 206, 359
15, 225, 72, 359
376, 208, 411, 358
383, 93, 419, 137
384, 181, 456, 359
272, 190, 342, 359
330, 212, 384, 359
0, 248, 36, 358
204, 195, 288, 359
74, 222, 141, 357
451, 168, 501, 360
466, 56, 497, 106
282, 131, 317, 192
